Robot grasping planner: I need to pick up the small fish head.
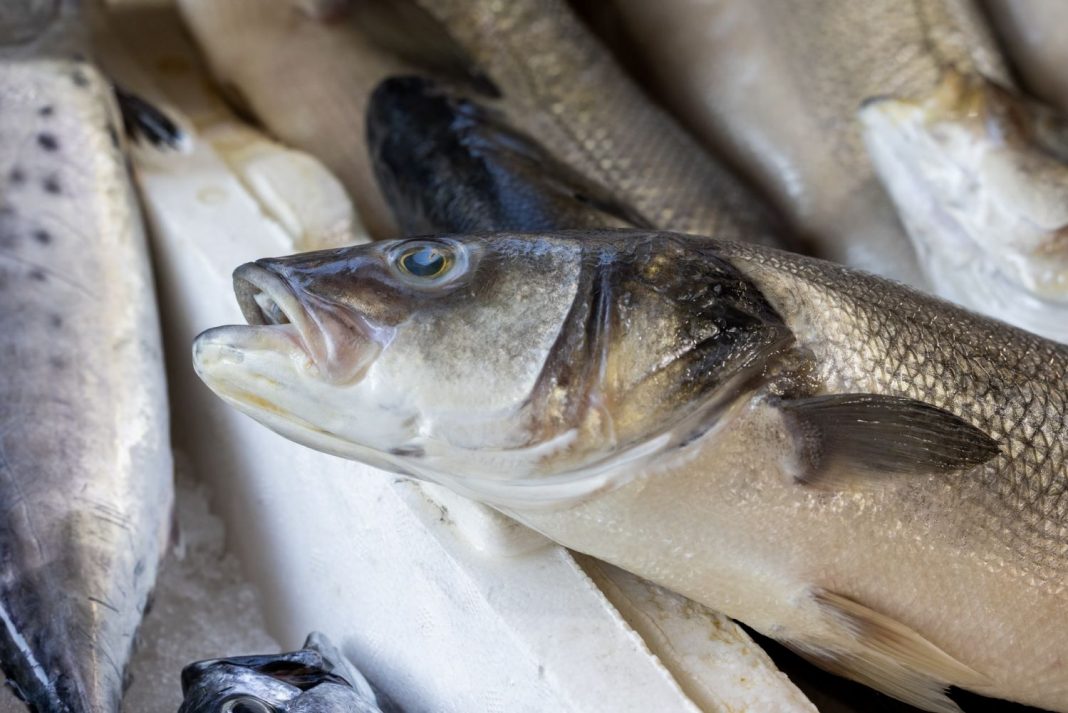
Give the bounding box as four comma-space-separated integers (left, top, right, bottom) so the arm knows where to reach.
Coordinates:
178, 635, 383, 713
860, 70, 1068, 338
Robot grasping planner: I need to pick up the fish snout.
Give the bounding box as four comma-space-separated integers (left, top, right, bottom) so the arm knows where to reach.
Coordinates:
232, 262, 385, 385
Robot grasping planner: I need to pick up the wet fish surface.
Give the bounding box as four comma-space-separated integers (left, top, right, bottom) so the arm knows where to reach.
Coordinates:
0, 3, 173, 711
195, 230, 1067, 712
576, 0, 1010, 286
179, 633, 400, 713
394, 0, 786, 247
367, 75, 648, 235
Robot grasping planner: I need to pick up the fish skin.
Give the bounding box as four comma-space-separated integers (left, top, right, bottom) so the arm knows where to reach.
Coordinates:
577, 0, 1011, 286
982, 0, 1068, 114
367, 75, 648, 235
860, 69, 1068, 343
193, 230, 1067, 711
178, 633, 399, 713
0, 16, 173, 713
405, 0, 787, 248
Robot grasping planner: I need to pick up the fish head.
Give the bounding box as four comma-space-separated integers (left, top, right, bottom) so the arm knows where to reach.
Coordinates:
860, 70, 1068, 338
178, 634, 387, 713
193, 231, 790, 505
366, 75, 649, 235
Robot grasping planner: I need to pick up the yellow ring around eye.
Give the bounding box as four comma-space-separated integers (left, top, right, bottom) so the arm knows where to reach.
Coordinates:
398, 244, 451, 279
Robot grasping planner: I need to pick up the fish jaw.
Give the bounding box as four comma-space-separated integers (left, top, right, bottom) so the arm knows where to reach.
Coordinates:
860, 71, 1068, 340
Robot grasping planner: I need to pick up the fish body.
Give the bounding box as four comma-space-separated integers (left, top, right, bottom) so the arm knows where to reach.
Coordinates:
861, 70, 1068, 342
404, 0, 785, 246
179, 633, 398, 713
0, 6, 173, 711
367, 75, 647, 234
983, 0, 1068, 114
578, 0, 1010, 286
194, 230, 1067, 712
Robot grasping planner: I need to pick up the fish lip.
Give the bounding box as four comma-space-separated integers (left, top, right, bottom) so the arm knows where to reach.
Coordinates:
231, 262, 385, 384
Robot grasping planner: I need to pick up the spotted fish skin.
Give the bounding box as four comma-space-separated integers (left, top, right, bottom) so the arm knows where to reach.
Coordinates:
0, 56, 173, 712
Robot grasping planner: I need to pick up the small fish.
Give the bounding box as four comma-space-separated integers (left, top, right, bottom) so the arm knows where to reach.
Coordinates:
0, 2, 173, 711
179, 633, 399, 713
575, 0, 1011, 286
367, 75, 649, 234
194, 230, 1068, 712
860, 70, 1068, 342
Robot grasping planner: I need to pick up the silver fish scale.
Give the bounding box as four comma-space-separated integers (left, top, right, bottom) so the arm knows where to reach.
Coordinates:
412, 0, 785, 246
0, 58, 172, 711
722, 241, 1068, 589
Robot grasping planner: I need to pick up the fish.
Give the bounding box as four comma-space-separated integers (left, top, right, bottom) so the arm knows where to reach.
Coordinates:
193, 229, 1068, 712
860, 70, 1068, 343
0, 3, 173, 711
178, 632, 399, 713
366, 75, 649, 234
982, 0, 1068, 114
574, 0, 1012, 287
392, 0, 786, 247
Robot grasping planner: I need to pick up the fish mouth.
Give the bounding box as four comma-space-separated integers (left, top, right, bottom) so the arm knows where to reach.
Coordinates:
226, 262, 384, 385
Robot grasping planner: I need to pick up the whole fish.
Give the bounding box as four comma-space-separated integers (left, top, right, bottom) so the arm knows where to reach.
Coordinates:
193, 230, 1068, 712
575, 0, 1011, 286
982, 0, 1068, 114
0, 4, 173, 711
367, 75, 648, 234
397, 0, 786, 247
860, 70, 1068, 343
179, 633, 398, 713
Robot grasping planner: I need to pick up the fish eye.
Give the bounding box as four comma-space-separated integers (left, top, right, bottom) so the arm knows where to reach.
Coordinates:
390, 239, 468, 286
219, 697, 277, 713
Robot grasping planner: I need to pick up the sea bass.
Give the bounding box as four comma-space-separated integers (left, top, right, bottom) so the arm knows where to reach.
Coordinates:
367, 75, 648, 234
860, 70, 1068, 343
575, 0, 1011, 286
179, 633, 398, 713
398, 0, 785, 246
0, 3, 173, 711
194, 230, 1068, 712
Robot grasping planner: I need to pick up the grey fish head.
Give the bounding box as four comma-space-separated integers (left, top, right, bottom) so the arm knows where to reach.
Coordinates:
192, 230, 790, 507
178, 633, 391, 713
366, 75, 650, 235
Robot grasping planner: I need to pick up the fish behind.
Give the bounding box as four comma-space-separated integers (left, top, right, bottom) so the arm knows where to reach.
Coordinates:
194, 230, 1068, 712
0, 3, 173, 710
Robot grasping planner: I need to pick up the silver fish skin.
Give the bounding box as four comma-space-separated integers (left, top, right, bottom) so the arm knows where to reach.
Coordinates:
193, 230, 1067, 712
0, 5, 173, 711
578, 0, 1010, 286
178, 633, 399, 713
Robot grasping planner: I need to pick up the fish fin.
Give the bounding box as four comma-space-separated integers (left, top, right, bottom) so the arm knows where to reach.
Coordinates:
778, 393, 998, 487
786, 589, 986, 713
113, 85, 189, 152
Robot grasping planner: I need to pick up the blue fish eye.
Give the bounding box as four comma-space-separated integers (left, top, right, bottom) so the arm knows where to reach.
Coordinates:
398, 243, 451, 279
220, 697, 276, 713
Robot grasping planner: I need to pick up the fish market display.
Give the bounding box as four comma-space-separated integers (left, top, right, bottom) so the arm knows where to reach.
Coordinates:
194, 230, 1068, 712
578, 0, 1010, 287
0, 3, 173, 711
983, 0, 1068, 113
368, 75, 818, 713
178, 633, 397, 713
860, 70, 1068, 343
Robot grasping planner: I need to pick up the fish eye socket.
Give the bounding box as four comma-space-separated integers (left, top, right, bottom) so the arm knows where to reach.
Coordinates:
395, 242, 453, 280
219, 697, 277, 713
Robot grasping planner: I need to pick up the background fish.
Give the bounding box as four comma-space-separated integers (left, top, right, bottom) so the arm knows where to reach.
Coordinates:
860, 70, 1068, 343
574, 0, 1010, 287
982, 0, 1068, 113
193, 230, 1067, 712
178, 633, 399, 713
0, 3, 173, 710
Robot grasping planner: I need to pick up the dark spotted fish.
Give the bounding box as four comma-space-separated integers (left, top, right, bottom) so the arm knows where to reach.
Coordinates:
0, 3, 173, 710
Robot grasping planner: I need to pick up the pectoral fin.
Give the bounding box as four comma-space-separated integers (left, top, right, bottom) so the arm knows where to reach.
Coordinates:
786, 590, 987, 713
779, 394, 998, 487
